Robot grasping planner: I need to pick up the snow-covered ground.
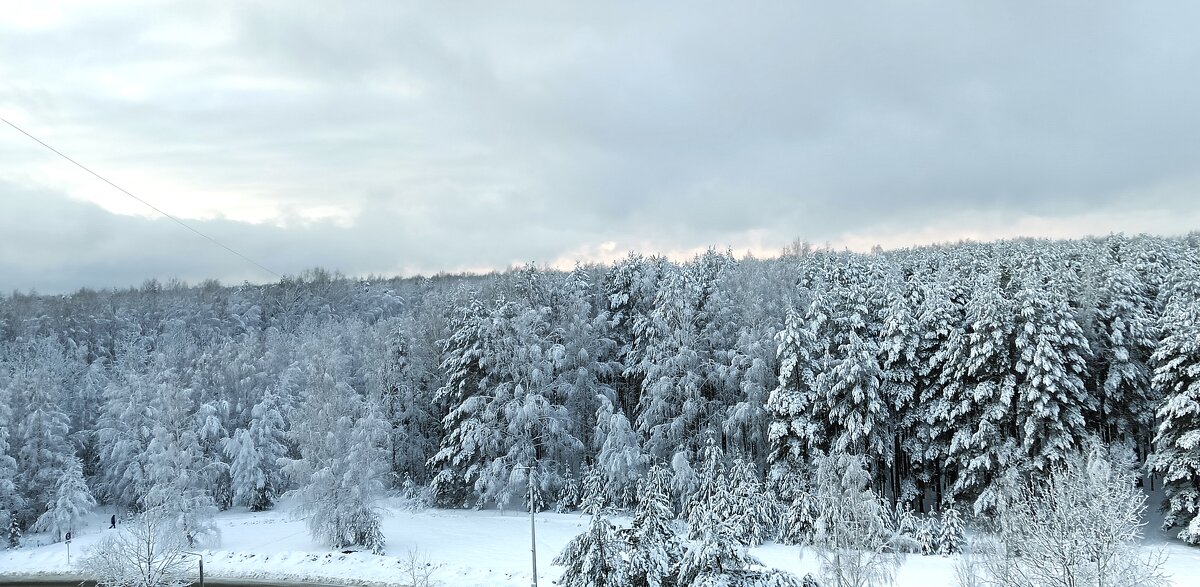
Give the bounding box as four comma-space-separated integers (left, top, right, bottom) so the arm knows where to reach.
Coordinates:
2, 496, 1198, 586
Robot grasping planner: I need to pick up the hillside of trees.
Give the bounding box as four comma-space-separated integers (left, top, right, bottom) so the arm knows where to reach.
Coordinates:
2, 233, 1200, 553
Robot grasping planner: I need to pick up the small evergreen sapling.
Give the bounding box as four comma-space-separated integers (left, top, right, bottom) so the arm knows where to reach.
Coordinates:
8, 511, 20, 549
730, 456, 777, 546
914, 516, 937, 556
779, 492, 816, 545
680, 442, 801, 587
553, 470, 628, 587
937, 507, 963, 555
622, 465, 682, 587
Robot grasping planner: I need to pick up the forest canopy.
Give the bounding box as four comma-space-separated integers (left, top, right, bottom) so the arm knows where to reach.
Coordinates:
2, 233, 1200, 548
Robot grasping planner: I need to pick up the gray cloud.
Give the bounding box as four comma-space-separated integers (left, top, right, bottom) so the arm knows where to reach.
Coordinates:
2, 1, 1200, 292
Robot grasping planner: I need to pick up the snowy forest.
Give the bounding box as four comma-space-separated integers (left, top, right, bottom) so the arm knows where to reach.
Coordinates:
2, 233, 1200, 569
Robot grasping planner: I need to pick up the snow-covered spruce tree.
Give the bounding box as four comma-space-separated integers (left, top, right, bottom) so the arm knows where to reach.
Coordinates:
975, 446, 1168, 587
685, 437, 733, 541
914, 514, 937, 556
808, 451, 903, 587
940, 275, 1019, 513
729, 456, 777, 546
679, 434, 803, 586
1012, 275, 1093, 473
766, 307, 819, 502
554, 470, 629, 587
1149, 295, 1200, 543
886, 503, 921, 555
7, 512, 19, 549
1092, 264, 1158, 445
778, 489, 816, 546
875, 267, 921, 506
0, 382, 25, 548
936, 506, 962, 556
428, 298, 489, 507
622, 464, 683, 587
32, 455, 95, 541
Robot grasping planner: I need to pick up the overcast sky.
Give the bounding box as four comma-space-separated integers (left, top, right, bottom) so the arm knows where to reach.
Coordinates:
3, 2, 1200, 293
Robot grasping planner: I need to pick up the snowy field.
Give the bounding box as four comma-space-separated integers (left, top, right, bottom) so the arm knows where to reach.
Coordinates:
2, 496, 1199, 587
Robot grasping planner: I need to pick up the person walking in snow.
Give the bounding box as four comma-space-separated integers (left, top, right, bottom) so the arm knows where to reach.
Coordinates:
109, 514, 116, 529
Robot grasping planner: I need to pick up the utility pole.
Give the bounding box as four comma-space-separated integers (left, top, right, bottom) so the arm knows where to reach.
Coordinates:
528, 466, 538, 587
184, 551, 204, 587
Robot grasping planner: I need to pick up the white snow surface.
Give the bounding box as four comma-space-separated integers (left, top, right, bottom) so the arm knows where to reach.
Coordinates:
2, 495, 1198, 586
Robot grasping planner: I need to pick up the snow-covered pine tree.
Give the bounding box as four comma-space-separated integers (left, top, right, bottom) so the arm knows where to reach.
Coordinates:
606, 253, 664, 422
634, 264, 713, 462
907, 275, 964, 512
876, 269, 920, 506
820, 327, 887, 460
1148, 295, 1200, 543
553, 470, 628, 587
622, 464, 682, 587
432, 298, 582, 510
94, 336, 157, 511
557, 264, 622, 475
372, 318, 439, 483
32, 455, 95, 541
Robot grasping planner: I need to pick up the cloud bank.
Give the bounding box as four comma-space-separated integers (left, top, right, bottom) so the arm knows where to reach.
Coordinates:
2, 2, 1199, 292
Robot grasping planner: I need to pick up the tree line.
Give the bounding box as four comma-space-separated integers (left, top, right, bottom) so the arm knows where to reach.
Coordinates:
1, 233, 1199, 553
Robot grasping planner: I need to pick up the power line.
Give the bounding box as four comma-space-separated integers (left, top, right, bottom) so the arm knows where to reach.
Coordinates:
1, 116, 282, 280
